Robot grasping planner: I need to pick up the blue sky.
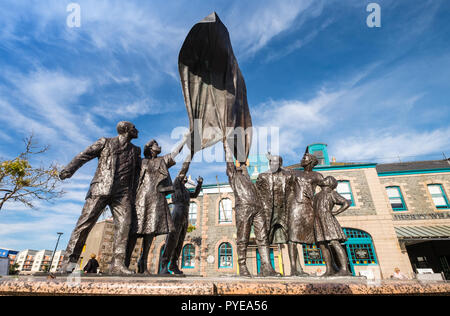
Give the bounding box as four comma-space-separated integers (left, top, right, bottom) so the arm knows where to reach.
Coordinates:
0, 0, 449, 251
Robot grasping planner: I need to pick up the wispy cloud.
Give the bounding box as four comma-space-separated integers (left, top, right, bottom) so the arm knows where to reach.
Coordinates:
227, 0, 323, 58
253, 90, 342, 157
333, 127, 450, 163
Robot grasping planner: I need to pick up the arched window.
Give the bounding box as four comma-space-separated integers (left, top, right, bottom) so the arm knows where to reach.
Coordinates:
302, 228, 378, 275
219, 198, 233, 223
188, 202, 197, 226
386, 186, 407, 211
342, 228, 378, 274
181, 244, 195, 269
428, 184, 449, 209
218, 243, 233, 268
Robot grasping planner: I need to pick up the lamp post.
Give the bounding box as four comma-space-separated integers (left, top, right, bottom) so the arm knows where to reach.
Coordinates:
48, 232, 63, 273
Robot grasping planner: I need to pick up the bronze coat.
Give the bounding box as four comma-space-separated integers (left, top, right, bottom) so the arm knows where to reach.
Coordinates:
288, 170, 324, 244
133, 155, 175, 235
256, 170, 293, 244
62, 137, 141, 199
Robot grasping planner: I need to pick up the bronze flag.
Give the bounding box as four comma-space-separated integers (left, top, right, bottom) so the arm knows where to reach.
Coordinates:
178, 12, 252, 163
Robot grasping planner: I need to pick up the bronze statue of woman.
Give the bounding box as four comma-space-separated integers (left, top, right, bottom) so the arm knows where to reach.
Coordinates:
125, 134, 188, 274
287, 148, 324, 276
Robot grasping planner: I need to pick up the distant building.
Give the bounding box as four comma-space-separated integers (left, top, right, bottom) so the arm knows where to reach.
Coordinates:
50, 250, 65, 272
79, 144, 450, 279
13, 249, 65, 274
15, 249, 37, 274
0, 248, 19, 266
31, 250, 53, 272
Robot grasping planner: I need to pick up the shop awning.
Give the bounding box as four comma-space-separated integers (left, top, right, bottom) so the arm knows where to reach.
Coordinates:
395, 225, 450, 239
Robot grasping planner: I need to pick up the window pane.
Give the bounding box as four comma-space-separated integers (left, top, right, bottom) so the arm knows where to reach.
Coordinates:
219, 199, 233, 222
428, 185, 442, 195
189, 203, 197, 226
391, 200, 404, 209
432, 196, 447, 207
337, 182, 350, 193
386, 188, 401, 198
182, 245, 195, 268
219, 243, 233, 268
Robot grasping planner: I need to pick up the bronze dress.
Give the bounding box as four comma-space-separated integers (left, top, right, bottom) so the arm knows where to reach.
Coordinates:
133, 155, 175, 236
288, 170, 324, 244
288, 175, 315, 244
313, 190, 348, 243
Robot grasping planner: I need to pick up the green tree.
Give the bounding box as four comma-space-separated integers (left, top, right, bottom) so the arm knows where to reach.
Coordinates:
0, 135, 63, 211
9, 263, 19, 275
187, 224, 196, 233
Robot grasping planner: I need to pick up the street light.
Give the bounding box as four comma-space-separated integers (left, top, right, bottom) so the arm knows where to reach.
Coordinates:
48, 232, 63, 273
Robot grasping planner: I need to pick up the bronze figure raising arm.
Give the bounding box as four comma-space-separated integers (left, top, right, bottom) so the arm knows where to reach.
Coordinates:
60, 138, 107, 180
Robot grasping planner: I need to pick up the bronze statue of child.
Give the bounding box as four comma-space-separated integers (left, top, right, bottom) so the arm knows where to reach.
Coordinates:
312, 176, 352, 276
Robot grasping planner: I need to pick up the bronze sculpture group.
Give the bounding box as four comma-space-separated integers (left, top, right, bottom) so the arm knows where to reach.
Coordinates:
58, 12, 353, 278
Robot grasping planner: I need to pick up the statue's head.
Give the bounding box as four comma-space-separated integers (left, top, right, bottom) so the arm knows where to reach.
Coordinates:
117, 121, 138, 139
268, 155, 283, 173
144, 139, 161, 158
321, 176, 338, 190
301, 147, 319, 169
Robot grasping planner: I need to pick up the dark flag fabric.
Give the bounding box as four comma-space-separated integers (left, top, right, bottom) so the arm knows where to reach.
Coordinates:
178, 12, 252, 163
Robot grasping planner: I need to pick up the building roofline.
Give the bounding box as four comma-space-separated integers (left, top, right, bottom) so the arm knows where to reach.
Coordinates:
377, 167, 450, 177
376, 159, 450, 176
288, 163, 378, 171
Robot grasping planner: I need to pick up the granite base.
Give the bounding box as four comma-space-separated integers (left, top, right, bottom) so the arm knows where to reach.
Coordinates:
0, 276, 448, 296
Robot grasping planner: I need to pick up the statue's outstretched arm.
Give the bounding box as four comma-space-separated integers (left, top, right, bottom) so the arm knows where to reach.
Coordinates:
170, 132, 190, 161
190, 176, 203, 198
60, 138, 107, 180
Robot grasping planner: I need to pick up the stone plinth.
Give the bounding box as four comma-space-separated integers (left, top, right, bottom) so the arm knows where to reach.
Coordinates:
0, 276, 449, 296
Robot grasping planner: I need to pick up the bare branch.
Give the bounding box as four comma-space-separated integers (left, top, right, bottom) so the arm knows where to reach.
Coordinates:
0, 134, 64, 211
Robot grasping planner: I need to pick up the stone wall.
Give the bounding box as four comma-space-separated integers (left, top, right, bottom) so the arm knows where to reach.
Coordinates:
379, 172, 450, 215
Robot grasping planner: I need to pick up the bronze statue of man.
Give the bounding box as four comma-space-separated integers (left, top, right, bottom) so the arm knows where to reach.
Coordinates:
288, 148, 324, 276
313, 176, 351, 276
159, 161, 203, 275
225, 143, 279, 277
256, 154, 292, 247
125, 135, 187, 274
59, 121, 141, 275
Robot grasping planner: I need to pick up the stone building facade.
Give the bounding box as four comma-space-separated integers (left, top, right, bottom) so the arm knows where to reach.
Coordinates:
79, 145, 450, 280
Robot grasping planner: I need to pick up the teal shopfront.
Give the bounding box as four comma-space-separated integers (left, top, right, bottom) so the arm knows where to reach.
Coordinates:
302, 228, 379, 275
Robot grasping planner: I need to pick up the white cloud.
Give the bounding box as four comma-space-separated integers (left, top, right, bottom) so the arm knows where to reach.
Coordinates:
253, 89, 343, 157
91, 99, 176, 120
332, 128, 450, 163
265, 16, 333, 62
4, 69, 97, 146
226, 0, 322, 58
